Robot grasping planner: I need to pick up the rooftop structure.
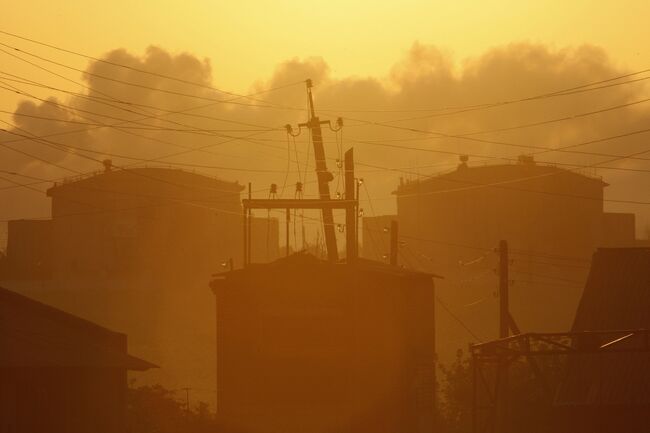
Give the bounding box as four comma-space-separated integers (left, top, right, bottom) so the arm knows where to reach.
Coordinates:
210, 253, 439, 433
0, 285, 154, 432
371, 157, 642, 352
470, 248, 650, 433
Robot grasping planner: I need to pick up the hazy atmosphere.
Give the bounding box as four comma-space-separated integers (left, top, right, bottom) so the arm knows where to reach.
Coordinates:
2, 2, 650, 432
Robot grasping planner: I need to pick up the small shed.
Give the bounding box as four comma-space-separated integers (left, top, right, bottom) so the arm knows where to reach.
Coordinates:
0, 285, 156, 433
210, 253, 439, 433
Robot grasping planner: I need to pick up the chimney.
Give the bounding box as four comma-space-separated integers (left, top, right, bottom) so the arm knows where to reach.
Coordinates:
458, 154, 469, 169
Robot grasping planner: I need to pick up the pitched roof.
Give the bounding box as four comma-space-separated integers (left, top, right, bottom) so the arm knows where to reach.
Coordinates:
556, 248, 650, 406
572, 248, 650, 331
0, 286, 156, 370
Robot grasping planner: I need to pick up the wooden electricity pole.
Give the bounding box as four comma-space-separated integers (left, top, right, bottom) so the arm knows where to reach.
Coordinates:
497, 239, 509, 433
298, 79, 339, 262
499, 239, 509, 339
390, 220, 399, 266
344, 149, 357, 263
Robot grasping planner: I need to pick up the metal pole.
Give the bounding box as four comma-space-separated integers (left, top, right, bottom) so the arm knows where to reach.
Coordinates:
242, 205, 247, 267
499, 240, 509, 339
247, 183, 252, 265
390, 220, 399, 266
286, 208, 290, 257
182, 387, 191, 419
497, 239, 509, 433
472, 351, 478, 433
344, 149, 357, 263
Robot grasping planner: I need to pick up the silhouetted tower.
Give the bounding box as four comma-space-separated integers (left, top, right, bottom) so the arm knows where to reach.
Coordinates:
298, 79, 338, 262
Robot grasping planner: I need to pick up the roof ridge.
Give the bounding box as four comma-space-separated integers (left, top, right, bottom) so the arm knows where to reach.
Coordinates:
0, 285, 122, 339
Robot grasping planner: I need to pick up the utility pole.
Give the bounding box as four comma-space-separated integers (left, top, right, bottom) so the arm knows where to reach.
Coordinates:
181, 387, 191, 419
496, 239, 509, 433
298, 79, 338, 262
344, 148, 357, 262
389, 220, 399, 266
498, 239, 509, 339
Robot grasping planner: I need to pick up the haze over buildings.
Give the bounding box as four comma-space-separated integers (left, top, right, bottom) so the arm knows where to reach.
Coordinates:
2, 3, 650, 431
363, 156, 650, 359
1, 164, 279, 404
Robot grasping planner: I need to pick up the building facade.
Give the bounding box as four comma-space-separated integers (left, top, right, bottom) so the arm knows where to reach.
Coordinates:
1, 165, 280, 407
364, 157, 645, 355
210, 253, 438, 433
0, 285, 154, 433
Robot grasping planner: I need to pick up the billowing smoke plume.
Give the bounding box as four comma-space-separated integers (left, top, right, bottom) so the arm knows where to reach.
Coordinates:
2, 42, 650, 229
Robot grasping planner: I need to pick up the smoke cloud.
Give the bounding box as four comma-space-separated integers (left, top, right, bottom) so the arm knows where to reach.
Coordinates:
2, 41, 650, 229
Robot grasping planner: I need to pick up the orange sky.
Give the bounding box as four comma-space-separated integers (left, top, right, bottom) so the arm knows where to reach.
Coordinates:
1, 0, 649, 100
2, 1, 650, 231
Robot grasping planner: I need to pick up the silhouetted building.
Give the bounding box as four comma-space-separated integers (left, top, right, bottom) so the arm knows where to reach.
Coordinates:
5, 219, 52, 279
469, 247, 650, 433
364, 157, 646, 352
554, 247, 650, 433
46, 166, 248, 278
0, 285, 154, 433
210, 253, 438, 433
0, 166, 280, 407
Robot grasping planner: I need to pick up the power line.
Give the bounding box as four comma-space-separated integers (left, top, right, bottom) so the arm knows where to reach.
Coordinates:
347, 95, 650, 152
0, 56, 311, 170
0, 108, 273, 132
0, 116, 290, 198
0, 40, 302, 110
7, 88, 650, 212
0, 79, 296, 176
0, 70, 284, 131
0, 124, 298, 174
331, 68, 650, 118
436, 295, 483, 342
0, 78, 298, 170
511, 279, 584, 290
3, 28, 650, 122
11, 54, 650, 188
10, 78, 650, 178
0, 48, 299, 175
348, 120, 650, 173
12, 61, 650, 172
0, 53, 286, 140
513, 258, 591, 270
510, 269, 585, 286
0, 29, 304, 109
0, 57, 283, 138
0, 46, 270, 137
378, 229, 592, 264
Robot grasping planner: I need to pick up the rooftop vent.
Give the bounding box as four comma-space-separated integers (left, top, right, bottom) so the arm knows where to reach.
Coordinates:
518, 154, 535, 165
458, 154, 469, 169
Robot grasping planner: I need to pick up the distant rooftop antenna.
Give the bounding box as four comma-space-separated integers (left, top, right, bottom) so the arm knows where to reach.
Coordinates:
459, 155, 469, 169
518, 154, 535, 165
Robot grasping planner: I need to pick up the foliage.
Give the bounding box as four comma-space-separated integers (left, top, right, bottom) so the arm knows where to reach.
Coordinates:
437, 349, 566, 433
438, 349, 473, 433
126, 382, 218, 433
